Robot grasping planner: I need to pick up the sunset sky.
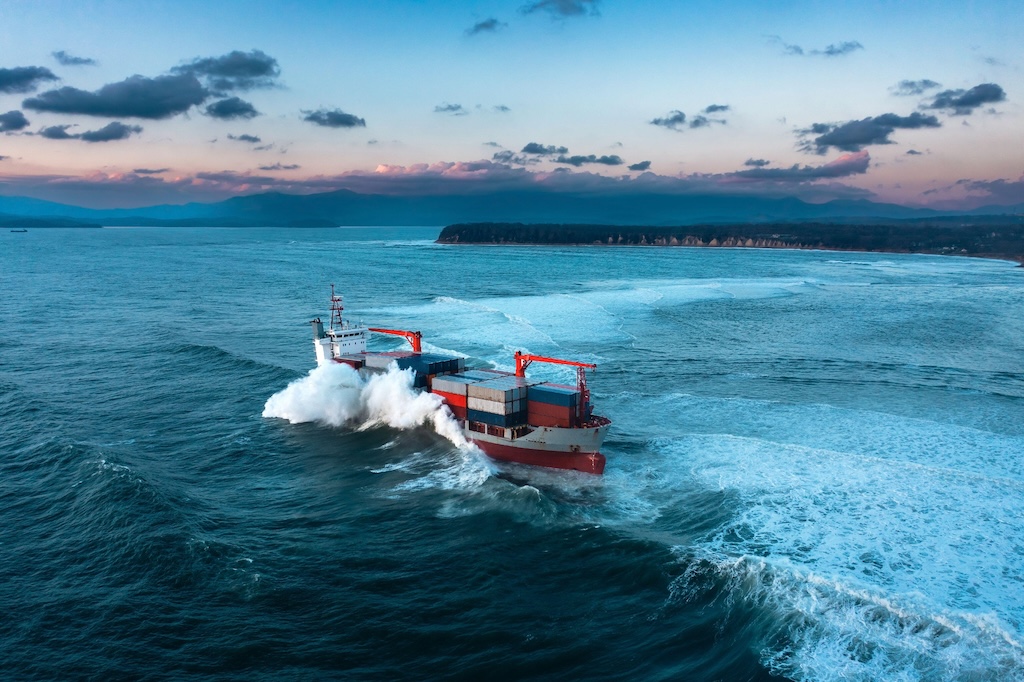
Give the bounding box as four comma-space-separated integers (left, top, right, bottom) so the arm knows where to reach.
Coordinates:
0, 0, 1020, 209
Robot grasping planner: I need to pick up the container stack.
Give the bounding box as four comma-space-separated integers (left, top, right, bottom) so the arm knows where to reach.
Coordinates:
465, 376, 535, 428
429, 374, 478, 420
526, 383, 581, 428
360, 352, 465, 388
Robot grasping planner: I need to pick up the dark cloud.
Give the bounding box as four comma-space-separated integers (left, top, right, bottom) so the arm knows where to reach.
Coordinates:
703, 104, 730, 113
801, 112, 941, 153
522, 142, 568, 155
493, 105, 511, 113
133, 168, 169, 174
905, 150, 923, 156
302, 108, 366, 128
731, 151, 870, 179
79, 121, 142, 142
0, 66, 59, 94
521, 0, 599, 17
483, 141, 501, 147
652, 109, 726, 131
172, 49, 280, 93
52, 51, 96, 66
205, 97, 259, 120
744, 158, 770, 167
23, 74, 207, 119
0, 110, 30, 132
492, 150, 537, 165
628, 160, 651, 171
957, 177, 1024, 205
892, 79, 940, 96
36, 121, 141, 142
771, 36, 863, 57
38, 124, 75, 140
554, 154, 623, 167
819, 41, 863, 57
227, 133, 262, 143
258, 163, 301, 171
0, 155, 8, 161
434, 103, 468, 116
923, 83, 1006, 115
650, 110, 687, 131
466, 18, 507, 35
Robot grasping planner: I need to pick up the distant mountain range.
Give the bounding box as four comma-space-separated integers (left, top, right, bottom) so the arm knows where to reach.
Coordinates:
1, 189, 1021, 228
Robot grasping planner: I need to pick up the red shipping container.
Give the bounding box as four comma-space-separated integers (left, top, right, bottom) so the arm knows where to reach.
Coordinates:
448, 405, 467, 420
433, 390, 467, 408
526, 401, 576, 419
527, 412, 574, 428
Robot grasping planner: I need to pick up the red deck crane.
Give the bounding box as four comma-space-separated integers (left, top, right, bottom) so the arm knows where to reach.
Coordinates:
514, 351, 597, 422
368, 328, 423, 353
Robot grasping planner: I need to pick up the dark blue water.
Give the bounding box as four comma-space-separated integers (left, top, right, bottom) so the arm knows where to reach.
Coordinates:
3, 227, 1024, 680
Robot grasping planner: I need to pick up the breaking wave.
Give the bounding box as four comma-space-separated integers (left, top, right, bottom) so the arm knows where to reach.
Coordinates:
262, 363, 470, 448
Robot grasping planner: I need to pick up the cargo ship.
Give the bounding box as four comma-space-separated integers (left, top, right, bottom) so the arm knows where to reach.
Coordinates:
310, 287, 612, 474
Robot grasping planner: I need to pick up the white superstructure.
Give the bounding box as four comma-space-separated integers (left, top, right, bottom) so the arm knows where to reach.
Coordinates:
311, 286, 368, 365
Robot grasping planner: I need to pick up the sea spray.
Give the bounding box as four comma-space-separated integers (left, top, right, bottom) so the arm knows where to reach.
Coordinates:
262, 363, 471, 448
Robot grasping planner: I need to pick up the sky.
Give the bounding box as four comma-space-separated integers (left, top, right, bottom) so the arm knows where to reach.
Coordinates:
0, 0, 1020, 209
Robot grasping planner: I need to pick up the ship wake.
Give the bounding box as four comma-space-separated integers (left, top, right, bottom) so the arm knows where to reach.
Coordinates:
262, 363, 470, 449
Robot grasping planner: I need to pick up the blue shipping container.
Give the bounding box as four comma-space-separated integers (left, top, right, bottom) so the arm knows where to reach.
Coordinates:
528, 383, 579, 407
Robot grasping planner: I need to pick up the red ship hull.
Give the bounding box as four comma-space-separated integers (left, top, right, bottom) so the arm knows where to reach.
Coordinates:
470, 438, 607, 474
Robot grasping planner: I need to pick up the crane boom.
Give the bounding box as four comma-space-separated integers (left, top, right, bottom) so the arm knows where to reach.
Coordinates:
369, 327, 423, 353
514, 351, 596, 422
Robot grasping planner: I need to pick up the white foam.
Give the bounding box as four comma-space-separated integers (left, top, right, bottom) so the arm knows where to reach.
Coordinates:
262, 363, 470, 449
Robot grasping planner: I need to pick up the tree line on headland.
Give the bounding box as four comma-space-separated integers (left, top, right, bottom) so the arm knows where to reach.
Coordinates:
437, 218, 1024, 264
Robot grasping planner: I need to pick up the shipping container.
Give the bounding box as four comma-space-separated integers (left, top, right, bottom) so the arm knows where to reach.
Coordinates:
466, 409, 527, 428
430, 374, 480, 396
526, 413, 575, 429
526, 400, 576, 419
528, 383, 579, 407
433, 390, 467, 408
448, 405, 467, 420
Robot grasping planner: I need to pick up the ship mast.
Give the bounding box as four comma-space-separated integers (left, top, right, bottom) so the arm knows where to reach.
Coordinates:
329, 283, 345, 330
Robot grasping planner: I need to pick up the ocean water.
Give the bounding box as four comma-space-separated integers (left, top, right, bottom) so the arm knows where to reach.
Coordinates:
2, 227, 1023, 681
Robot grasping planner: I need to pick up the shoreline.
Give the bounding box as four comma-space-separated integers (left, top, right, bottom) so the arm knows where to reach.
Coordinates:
436, 222, 1024, 266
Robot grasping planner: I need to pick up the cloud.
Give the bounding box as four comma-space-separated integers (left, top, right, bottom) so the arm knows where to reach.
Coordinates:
227, 133, 262, 143
521, 0, 599, 17
434, 102, 468, 116
923, 83, 1006, 115
483, 141, 501, 147
0, 110, 30, 132
554, 154, 623, 167
628, 160, 651, 171
0, 155, 8, 161
891, 79, 940, 96
172, 49, 280, 93
0, 66, 59, 94
258, 163, 301, 171
38, 124, 75, 140
905, 149, 923, 156
957, 177, 1024, 205
493, 105, 511, 113
302, 108, 366, 128
771, 36, 863, 57
492, 150, 537, 165
23, 73, 207, 119
744, 158, 770, 167
133, 168, 169, 174
522, 142, 568, 155
35, 121, 142, 142
819, 41, 863, 56
205, 97, 259, 120
466, 18, 507, 35
52, 51, 96, 66
730, 151, 870, 180
79, 121, 142, 142
650, 110, 687, 131
651, 108, 727, 131
801, 112, 941, 153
